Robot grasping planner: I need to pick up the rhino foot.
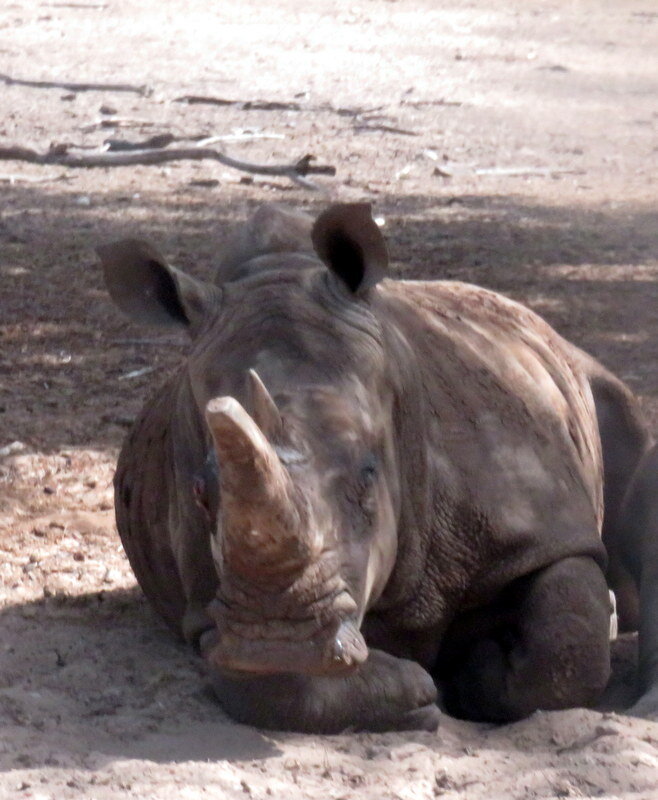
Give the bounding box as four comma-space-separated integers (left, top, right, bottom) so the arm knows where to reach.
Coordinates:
627, 687, 658, 720
206, 648, 439, 734
381, 702, 441, 733
440, 557, 612, 722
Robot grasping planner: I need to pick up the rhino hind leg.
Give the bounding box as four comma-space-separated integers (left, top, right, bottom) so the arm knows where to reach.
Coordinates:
438, 557, 611, 722
590, 372, 652, 629
590, 372, 658, 717
618, 444, 658, 718
206, 648, 440, 734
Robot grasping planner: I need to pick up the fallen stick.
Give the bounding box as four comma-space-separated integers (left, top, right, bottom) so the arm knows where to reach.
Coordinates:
474, 166, 586, 177
174, 95, 387, 120
104, 133, 176, 151
0, 144, 336, 186
0, 73, 151, 96
0, 172, 69, 184
80, 118, 158, 132
354, 123, 419, 137
400, 98, 462, 107
175, 95, 302, 111
103, 132, 286, 151
118, 366, 157, 381
196, 132, 286, 144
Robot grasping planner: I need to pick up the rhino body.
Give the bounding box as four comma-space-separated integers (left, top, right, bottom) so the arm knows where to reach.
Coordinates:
99, 203, 656, 732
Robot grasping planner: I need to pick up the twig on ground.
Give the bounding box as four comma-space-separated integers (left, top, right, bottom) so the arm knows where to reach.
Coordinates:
354, 123, 419, 137
0, 73, 151, 96
474, 166, 586, 177
0, 143, 335, 187
104, 133, 176, 151
80, 118, 158, 132
196, 132, 286, 144
175, 96, 302, 111
0, 172, 70, 184
118, 366, 157, 381
103, 132, 285, 151
174, 95, 387, 120
401, 98, 462, 108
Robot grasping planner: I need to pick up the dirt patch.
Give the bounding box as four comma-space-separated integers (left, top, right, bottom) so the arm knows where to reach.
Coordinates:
1, 0, 658, 797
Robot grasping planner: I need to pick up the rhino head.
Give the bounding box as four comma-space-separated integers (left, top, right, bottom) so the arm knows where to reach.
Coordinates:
98, 204, 405, 679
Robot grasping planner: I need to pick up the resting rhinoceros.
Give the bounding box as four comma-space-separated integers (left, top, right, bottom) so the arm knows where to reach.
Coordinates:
98, 202, 656, 733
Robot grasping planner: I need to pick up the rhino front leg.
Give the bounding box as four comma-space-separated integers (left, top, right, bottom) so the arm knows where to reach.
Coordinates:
440, 556, 611, 722
205, 648, 439, 734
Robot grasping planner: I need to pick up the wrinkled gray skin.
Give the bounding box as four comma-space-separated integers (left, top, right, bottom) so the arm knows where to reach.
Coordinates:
98, 203, 657, 733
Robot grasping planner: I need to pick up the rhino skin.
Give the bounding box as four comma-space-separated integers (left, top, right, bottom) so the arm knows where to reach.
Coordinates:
98, 202, 656, 733
615, 441, 658, 718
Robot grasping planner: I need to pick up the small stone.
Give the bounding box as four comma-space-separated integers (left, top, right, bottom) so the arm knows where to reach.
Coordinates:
103, 568, 122, 584
0, 440, 26, 457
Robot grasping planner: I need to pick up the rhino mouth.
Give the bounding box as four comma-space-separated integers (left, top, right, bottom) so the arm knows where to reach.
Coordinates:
203, 579, 368, 676
205, 615, 368, 677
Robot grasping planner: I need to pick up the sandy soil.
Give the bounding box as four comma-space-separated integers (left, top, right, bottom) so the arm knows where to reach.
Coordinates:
1, 0, 658, 797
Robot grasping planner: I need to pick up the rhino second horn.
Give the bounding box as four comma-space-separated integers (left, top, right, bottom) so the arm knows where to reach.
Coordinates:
247, 369, 283, 441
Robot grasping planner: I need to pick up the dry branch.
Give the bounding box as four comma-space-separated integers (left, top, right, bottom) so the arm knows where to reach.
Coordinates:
174, 95, 387, 120
354, 123, 419, 137
0, 73, 150, 96
0, 143, 335, 188
80, 118, 158, 132
175, 95, 303, 111
0, 172, 69, 184
104, 133, 176, 151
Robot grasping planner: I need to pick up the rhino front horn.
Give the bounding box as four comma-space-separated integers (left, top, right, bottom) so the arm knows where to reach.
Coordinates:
205, 396, 312, 578
205, 396, 283, 501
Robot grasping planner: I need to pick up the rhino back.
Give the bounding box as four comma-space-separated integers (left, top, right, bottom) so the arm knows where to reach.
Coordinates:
375, 279, 605, 628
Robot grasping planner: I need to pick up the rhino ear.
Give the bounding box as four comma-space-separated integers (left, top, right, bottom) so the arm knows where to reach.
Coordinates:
311, 203, 388, 295
97, 239, 215, 331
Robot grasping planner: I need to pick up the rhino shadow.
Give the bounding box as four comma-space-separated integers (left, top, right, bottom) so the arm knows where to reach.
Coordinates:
0, 588, 281, 769
0, 587, 641, 773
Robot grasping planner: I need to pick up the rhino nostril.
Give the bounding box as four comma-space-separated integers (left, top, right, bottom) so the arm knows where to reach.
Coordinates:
330, 638, 345, 664
324, 619, 369, 670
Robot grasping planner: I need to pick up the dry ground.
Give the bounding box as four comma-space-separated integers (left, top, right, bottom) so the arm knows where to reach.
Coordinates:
1, 1, 658, 797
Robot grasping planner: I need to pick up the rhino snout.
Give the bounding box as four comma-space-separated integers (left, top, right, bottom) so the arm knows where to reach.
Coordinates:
207, 617, 368, 677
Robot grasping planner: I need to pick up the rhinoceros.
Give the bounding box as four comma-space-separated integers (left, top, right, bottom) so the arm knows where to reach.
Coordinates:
98, 202, 657, 733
